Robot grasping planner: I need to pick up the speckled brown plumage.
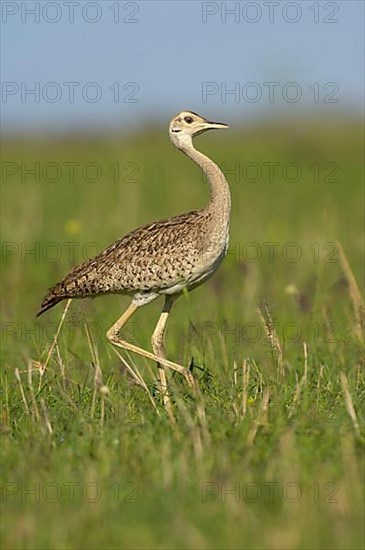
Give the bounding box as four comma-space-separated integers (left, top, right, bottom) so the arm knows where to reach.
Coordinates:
37, 111, 231, 318
38, 209, 222, 315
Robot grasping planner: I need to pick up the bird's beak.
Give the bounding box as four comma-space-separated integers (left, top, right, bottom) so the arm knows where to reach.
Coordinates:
194, 120, 229, 137
205, 120, 229, 130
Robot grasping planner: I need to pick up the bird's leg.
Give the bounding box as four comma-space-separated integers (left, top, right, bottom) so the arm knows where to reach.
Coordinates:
106, 302, 195, 389
151, 295, 177, 414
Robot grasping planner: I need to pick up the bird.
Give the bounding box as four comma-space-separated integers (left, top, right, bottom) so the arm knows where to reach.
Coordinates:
37, 111, 230, 411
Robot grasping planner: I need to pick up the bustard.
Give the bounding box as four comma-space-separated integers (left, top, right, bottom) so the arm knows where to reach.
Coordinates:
37, 111, 230, 410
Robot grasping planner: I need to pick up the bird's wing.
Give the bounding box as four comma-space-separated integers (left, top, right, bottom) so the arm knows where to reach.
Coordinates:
37, 210, 206, 315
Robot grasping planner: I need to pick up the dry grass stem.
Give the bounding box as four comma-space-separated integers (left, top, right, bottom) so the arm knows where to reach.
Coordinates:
340, 372, 361, 440
337, 241, 364, 341
258, 301, 284, 376
43, 299, 72, 370
14, 368, 30, 416
27, 359, 40, 421
247, 389, 270, 445
40, 398, 53, 435
112, 347, 160, 416
242, 359, 250, 417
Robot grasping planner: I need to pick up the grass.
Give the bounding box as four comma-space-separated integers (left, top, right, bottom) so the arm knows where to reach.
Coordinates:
1, 115, 364, 549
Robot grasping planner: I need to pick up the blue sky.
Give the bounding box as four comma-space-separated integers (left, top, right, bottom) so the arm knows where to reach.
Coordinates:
1, 0, 364, 133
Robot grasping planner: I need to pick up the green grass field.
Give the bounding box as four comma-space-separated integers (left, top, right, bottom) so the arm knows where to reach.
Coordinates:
1, 116, 364, 549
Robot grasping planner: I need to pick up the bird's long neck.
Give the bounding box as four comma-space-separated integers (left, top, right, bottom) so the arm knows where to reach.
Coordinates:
180, 141, 231, 221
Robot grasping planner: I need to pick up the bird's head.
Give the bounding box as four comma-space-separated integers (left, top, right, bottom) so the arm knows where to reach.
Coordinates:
169, 111, 228, 149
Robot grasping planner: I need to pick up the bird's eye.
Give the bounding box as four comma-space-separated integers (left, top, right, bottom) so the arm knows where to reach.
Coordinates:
184, 116, 193, 124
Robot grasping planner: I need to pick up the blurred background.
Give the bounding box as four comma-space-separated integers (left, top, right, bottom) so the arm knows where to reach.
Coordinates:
1, 0, 364, 133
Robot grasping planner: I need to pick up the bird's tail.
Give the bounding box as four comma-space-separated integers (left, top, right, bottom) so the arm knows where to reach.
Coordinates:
36, 295, 63, 317
36, 282, 69, 317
